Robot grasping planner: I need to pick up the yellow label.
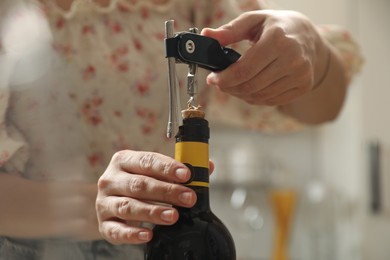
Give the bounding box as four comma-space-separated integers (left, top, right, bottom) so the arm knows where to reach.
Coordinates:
175, 142, 209, 168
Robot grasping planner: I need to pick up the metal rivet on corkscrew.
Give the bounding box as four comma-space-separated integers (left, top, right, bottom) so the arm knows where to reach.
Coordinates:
185, 39, 195, 54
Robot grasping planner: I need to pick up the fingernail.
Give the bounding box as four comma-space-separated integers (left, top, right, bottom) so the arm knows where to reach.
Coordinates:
207, 73, 218, 85
138, 231, 150, 241
175, 168, 189, 181
160, 209, 174, 222
179, 191, 194, 205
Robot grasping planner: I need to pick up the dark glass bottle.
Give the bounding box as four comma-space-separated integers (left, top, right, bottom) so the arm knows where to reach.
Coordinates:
145, 116, 236, 260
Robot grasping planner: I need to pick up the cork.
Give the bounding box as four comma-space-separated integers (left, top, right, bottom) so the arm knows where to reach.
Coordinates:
181, 105, 205, 119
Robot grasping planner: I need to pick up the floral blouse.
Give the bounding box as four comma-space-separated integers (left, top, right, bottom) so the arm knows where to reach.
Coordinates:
0, 0, 363, 182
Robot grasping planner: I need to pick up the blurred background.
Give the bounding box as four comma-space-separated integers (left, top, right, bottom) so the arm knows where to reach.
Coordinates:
209, 0, 390, 259
1, 0, 389, 259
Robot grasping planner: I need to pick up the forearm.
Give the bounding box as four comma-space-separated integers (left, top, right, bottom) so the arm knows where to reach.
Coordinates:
0, 174, 100, 240
278, 42, 348, 124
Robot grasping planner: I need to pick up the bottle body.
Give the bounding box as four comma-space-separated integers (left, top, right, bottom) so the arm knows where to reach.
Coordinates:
145, 117, 236, 260
145, 195, 236, 259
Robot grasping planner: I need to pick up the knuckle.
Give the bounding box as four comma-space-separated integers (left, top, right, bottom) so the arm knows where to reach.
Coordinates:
162, 183, 175, 201
111, 150, 133, 167
161, 160, 175, 177
127, 176, 147, 195
271, 25, 286, 38
97, 174, 111, 190
125, 230, 142, 242
149, 204, 162, 219
139, 153, 156, 171
270, 26, 288, 49
272, 30, 301, 57
107, 224, 121, 242
238, 11, 252, 21
112, 151, 123, 162
95, 198, 105, 214
118, 199, 132, 217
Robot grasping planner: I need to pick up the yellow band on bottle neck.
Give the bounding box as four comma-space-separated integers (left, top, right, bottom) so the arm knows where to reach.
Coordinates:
186, 181, 209, 187
175, 142, 209, 169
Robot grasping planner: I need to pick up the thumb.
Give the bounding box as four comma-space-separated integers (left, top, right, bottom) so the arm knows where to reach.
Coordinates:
201, 28, 232, 46
201, 11, 267, 46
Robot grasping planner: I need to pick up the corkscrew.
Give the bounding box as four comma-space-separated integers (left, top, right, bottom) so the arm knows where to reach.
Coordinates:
164, 20, 241, 138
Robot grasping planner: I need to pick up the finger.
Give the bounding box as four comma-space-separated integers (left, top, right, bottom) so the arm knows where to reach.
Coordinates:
221, 57, 287, 97
111, 150, 191, 183
206, 22, 282, 90
264, 87, 306, 106
97, 196, 180, 225
245, 59, 312, 105
100, 219, 153, 245
239, 75, 293, 103
209, 160, 215, 175
201, 11, 268, 46
98, 173, 196, 207
239, 75, 298, 105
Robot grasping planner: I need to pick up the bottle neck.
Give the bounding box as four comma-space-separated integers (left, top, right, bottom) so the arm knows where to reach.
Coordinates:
190, 186, 210, 213
174, 117, 211, 214
179, 165, 211, 214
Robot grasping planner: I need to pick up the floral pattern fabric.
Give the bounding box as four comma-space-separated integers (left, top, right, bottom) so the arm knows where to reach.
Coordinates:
0, 0, 363, 182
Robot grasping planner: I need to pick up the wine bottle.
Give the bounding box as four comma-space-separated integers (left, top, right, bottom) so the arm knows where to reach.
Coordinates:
145, 114, 236, 260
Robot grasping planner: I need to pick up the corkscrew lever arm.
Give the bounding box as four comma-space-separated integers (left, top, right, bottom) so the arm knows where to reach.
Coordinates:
165, 20, 181, 138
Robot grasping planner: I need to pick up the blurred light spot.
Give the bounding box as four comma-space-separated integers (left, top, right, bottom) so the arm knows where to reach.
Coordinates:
1, 1, 54, 85
230, 187, 247, 209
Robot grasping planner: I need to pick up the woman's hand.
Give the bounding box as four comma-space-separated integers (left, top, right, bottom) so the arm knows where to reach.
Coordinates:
96, 150, 196, 245
202, 10, 330, 106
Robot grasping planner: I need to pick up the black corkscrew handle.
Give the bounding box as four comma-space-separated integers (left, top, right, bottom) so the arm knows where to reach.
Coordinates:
165, 32, 241, 71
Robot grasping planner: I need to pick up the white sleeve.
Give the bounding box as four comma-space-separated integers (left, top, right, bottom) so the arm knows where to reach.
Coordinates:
0, 4, 30, 174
